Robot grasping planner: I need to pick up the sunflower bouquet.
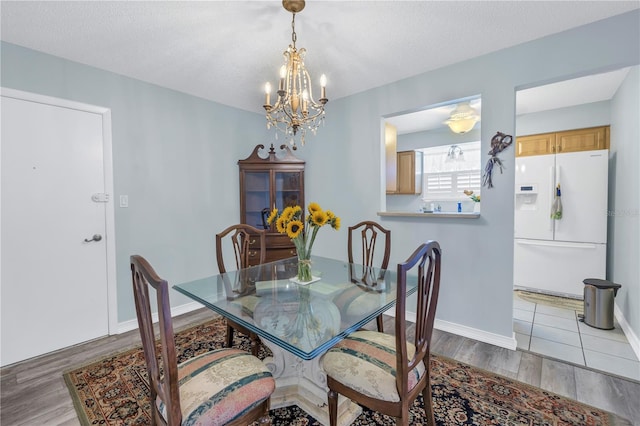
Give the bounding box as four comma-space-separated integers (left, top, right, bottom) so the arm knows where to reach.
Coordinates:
267, 202, 340, 282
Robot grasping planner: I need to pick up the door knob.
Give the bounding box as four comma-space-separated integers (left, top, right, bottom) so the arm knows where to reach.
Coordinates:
84, 234, 102, 243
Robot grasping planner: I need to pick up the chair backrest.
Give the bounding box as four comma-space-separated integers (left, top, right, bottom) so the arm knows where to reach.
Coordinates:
130, 255, 181, 425
347, 221, 391, 269
215, 224, 267, 274
394, 241, 441, 395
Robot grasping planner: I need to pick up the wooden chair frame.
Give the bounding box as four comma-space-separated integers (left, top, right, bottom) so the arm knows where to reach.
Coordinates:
215, 224, 266, 356
347, 220, 391, 332
131, 255, 271, 425
327, 241, 441, 426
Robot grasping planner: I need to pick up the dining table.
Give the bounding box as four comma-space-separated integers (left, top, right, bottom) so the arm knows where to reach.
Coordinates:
173, 255, 418, 426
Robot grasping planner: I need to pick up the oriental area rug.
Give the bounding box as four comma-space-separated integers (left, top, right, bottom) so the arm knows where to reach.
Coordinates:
64, 317, 628, 425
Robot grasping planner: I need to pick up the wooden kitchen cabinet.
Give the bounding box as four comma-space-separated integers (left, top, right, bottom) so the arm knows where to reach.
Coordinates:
239, 144, 305, 264
515, 132, 556, 157
516, 126, 610, 157
556, 126, 609, 153
395, 150, 423, 195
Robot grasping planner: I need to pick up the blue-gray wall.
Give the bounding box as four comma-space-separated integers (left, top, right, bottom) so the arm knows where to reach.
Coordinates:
516, 100, 611, 136
1, 10, 638, 346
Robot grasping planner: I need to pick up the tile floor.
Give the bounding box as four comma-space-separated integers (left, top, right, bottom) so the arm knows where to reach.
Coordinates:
513, 292, 640, 382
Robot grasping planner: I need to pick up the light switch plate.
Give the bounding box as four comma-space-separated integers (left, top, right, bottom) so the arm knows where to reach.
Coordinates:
119, 195, 129, 208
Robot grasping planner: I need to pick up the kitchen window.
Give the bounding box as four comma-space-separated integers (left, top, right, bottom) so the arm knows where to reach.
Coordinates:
421, 141, 481, 199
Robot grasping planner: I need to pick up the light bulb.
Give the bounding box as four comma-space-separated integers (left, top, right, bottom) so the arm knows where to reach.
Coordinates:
320, 74, 327, 99
279, 65, 286, 91
264, 82, 271, 105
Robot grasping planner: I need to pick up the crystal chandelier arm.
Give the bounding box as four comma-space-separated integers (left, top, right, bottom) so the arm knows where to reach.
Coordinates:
300, 66, 316, 104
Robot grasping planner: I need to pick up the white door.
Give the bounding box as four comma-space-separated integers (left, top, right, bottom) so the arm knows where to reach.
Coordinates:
1, 91, 113, 366
554, 150, 609, 244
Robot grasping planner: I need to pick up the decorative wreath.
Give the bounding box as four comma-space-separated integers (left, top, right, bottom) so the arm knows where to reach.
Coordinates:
482, 131, 513, 188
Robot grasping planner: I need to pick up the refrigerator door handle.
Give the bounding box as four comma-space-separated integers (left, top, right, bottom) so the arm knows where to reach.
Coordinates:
516, 239, 599, 249
549, 165, 555, 232
555, 164, 561, 233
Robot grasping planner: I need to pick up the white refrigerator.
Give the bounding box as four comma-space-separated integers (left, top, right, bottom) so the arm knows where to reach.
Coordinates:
514, 149, 608, 297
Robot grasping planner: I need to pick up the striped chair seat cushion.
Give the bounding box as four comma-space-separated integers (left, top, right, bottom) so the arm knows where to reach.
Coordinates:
333, 287, 382, 319
322, 331, 425, 402
158, 348, 275, 425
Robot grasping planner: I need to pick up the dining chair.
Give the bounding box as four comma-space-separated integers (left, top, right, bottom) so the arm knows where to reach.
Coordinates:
130, 255, 275, 426
216, 224, 266, 357
322, 241, 442, 426
347, 220, 391, 332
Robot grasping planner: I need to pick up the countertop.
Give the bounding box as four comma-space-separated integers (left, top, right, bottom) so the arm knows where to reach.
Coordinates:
377, 211, 480, 219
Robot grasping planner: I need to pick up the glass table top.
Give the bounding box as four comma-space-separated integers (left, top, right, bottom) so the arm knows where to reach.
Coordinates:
173, 255, 417, 360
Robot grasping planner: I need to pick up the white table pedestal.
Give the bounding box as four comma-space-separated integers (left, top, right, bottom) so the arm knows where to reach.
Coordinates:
261, 339, 362, 426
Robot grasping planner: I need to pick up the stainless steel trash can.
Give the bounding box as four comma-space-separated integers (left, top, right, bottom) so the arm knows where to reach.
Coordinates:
581, 278, 621, 330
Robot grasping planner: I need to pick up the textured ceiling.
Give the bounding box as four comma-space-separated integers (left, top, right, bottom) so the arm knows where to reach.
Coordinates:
1, 1, 638, 116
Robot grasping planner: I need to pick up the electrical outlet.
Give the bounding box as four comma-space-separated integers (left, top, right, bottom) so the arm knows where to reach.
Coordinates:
119, 195, 129, 208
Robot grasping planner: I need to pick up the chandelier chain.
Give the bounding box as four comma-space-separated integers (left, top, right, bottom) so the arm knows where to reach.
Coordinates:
291, 14, 297, 46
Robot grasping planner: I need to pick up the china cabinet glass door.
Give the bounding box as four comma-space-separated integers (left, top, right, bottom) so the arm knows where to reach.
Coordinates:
275, 171, 302, 210
243, 171, 270, 229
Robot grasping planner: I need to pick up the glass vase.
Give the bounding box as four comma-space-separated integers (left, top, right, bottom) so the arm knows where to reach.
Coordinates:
297, 255, 313, 282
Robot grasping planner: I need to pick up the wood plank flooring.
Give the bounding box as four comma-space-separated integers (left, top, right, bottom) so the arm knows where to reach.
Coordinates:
1, 309, 638, 425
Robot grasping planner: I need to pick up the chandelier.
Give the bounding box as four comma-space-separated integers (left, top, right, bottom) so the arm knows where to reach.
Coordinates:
263, 0, 328, 150
445, 102, 480, 134
446, 145, 465, 162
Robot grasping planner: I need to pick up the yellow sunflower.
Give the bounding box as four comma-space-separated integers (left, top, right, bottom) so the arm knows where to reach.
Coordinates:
267, 208, 278, 225
311, 210, 328, 227
308, 202, 321, 214
332, 216, 341, 230
276, 216, 287, 233
281, 206, 295, 221
325, 210, 335, 220
286, 220, 304, 239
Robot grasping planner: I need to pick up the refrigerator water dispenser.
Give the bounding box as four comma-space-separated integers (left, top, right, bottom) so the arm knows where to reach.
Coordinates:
515, 184, 538, 210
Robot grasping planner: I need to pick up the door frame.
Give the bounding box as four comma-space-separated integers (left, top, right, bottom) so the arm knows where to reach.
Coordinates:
1, 87, 118, 334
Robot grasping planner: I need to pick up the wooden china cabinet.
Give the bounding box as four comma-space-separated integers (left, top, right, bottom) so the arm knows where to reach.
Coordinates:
238, 144, 305, 264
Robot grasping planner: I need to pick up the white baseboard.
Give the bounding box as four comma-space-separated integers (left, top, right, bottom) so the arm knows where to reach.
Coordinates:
117, 301, 204, 334
615, 303, 640, 361
434, 318, 518, 350
402, 311, 517, 351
